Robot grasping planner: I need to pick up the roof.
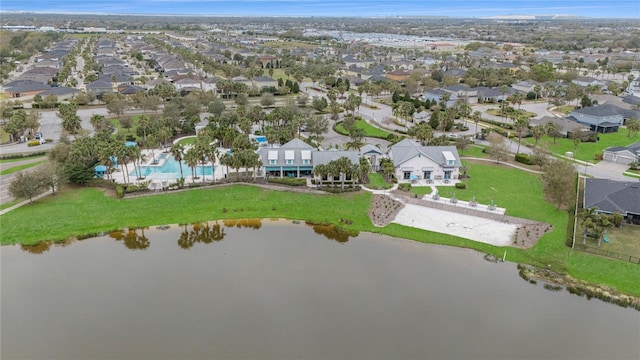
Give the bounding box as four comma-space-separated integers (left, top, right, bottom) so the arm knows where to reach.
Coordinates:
360, 144, 383, 156
313, 149, 359, 166
584, 179, 640, 216
571, 104, 625, 118
604, 142, 640, 154
389, 139, 461, 168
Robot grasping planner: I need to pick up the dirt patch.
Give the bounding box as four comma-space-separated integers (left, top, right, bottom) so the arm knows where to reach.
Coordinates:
368, 194, 404, 227
512, 222, 554, 249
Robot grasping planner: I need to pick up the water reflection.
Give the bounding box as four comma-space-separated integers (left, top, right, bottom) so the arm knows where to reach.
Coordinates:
308, 222, 359, 243
20, 241, 52, 254
223, 218, 262, 229
109, 228, 150, 250
178, 221, 226, 249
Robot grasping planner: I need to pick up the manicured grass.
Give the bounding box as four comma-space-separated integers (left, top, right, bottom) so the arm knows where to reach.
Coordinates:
524, 131, 639, 162
335, 119, 391, 138
366, 172, 393, 189
0, 127, 10, 144
459, 144, 489, 158
176, 136, 196, 145
2, 172, 639, 296
486, 108, 536, 118
262, 41, 318, 50
410, 186, 432, 196
555, 105, 577, 114
0, 155, 46, 163
0, 199, 21, 211
0, 160, 46, 175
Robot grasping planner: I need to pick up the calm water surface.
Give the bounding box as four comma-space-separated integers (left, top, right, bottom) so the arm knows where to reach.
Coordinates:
2, 220, 639, 359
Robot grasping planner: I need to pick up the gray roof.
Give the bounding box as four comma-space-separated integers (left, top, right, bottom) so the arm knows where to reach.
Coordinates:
584, 179, 640, 216
39, 87, 81, 96
257, 138, 358, 168
313, 149, 359, 166
604, 142, 640, 154
389, 139, 461, 168
360, 144, 383, 156
571, 104, 625, 118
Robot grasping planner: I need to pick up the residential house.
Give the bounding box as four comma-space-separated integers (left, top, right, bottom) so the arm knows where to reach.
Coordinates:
173, 77, 202, 91
231, 76, 252, 88
442, 84, 477, 103
584, 179, 640, 223
530, 116, 589, 138
258, 54, 279, 68
476, 87, 509, 103
388, 139, 462, 182
511, 80, 541, 94
603, 142, 640, 165
572, 76, 603, 88
413, 110, 430, 123
252, 76, 278, 90
86, 79, 114, 95
202, 77, 220, 93
569, 104, 625, 133
3, 82, 51, 98
423, 89, 458, 108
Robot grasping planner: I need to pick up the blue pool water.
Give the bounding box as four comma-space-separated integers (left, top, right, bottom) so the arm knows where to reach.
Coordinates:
131, 154, 214, 178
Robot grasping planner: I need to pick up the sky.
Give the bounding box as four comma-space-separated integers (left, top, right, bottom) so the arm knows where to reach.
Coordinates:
2, 0, 639, 18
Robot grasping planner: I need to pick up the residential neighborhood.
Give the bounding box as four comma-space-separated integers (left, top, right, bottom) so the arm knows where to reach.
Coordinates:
1, 10, 639, 360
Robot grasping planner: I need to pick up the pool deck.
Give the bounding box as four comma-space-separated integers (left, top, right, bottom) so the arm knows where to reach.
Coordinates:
109, 149, 227, 187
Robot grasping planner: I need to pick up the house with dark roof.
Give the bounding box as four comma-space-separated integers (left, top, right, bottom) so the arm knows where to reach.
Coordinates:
603, 142, 640, 165
423, 89, 458, 108
569, 104, 625, 133
584, 179, 640, 223
86, 79, 114, 95
530, 116, 589, 138
388, 139, 461, 183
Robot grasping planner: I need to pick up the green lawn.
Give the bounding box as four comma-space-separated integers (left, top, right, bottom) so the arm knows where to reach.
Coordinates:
176, 136, 196, 146
2, 170, 639, 296
459, 144, 488, 158
486, 108, 536, 119
555, 105, 577, 115
366, 173, 393, 190
0, 160, 46, 175
335, 119, 391, 138
524, 131, 640, 162
410, 186, 432, 196
0, 199, 21, 211
576, 223, 640, 259
0, 155, 46, 164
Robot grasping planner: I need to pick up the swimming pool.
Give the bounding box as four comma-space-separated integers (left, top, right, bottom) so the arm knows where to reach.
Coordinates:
131, 154, 214, 179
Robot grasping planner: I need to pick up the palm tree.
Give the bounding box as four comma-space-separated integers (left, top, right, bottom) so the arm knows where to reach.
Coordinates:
472, 111, 482, 136
170, 143, 185, 182
514, 118, 530, 155
314, 163, 328, 188
204, 145, 218, 182
185, 147, 199, 183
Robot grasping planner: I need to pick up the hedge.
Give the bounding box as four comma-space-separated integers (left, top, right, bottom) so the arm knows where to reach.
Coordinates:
267, 177, 307, 186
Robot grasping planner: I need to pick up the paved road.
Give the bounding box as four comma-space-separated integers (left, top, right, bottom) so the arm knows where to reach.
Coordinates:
0, 157, 48, 204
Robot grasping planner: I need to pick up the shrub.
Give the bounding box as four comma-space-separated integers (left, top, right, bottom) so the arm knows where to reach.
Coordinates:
116, 185, 124, 198
398, 183, 411, 191
594, 153, 603, 160
515, 153, 534, 165
267, 177, 307, 186
320, 185, 361, 193
455, 182, 467, 189
27, 140, 41, 147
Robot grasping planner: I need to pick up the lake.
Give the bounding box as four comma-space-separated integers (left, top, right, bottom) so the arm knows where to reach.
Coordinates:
2, 220, 639, 359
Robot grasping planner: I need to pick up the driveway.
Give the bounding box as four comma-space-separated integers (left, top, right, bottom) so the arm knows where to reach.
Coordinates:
584, 161, 636, 181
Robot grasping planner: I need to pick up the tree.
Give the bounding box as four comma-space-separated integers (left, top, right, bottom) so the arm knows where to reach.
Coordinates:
185, 147, 200, 182
625, 118, 640, 139
545, 121, 562, 144
36, 162, 67, 195
260, 92, 275, 108
408, 122, 433, 145
170, 143, 186, 182
541, 159, 576, 209
208, 98, 226, 118
531, 125, 545, 146
487, 132, 508, 163
106, 96, 129, 119
530, 147, 549, 169
8, 171, 45, 203
513, 117, 530, 155
455, 137, 471, 155
306, 114, 329, 140
472, 111, 482, 136
311, 96, 328, 112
